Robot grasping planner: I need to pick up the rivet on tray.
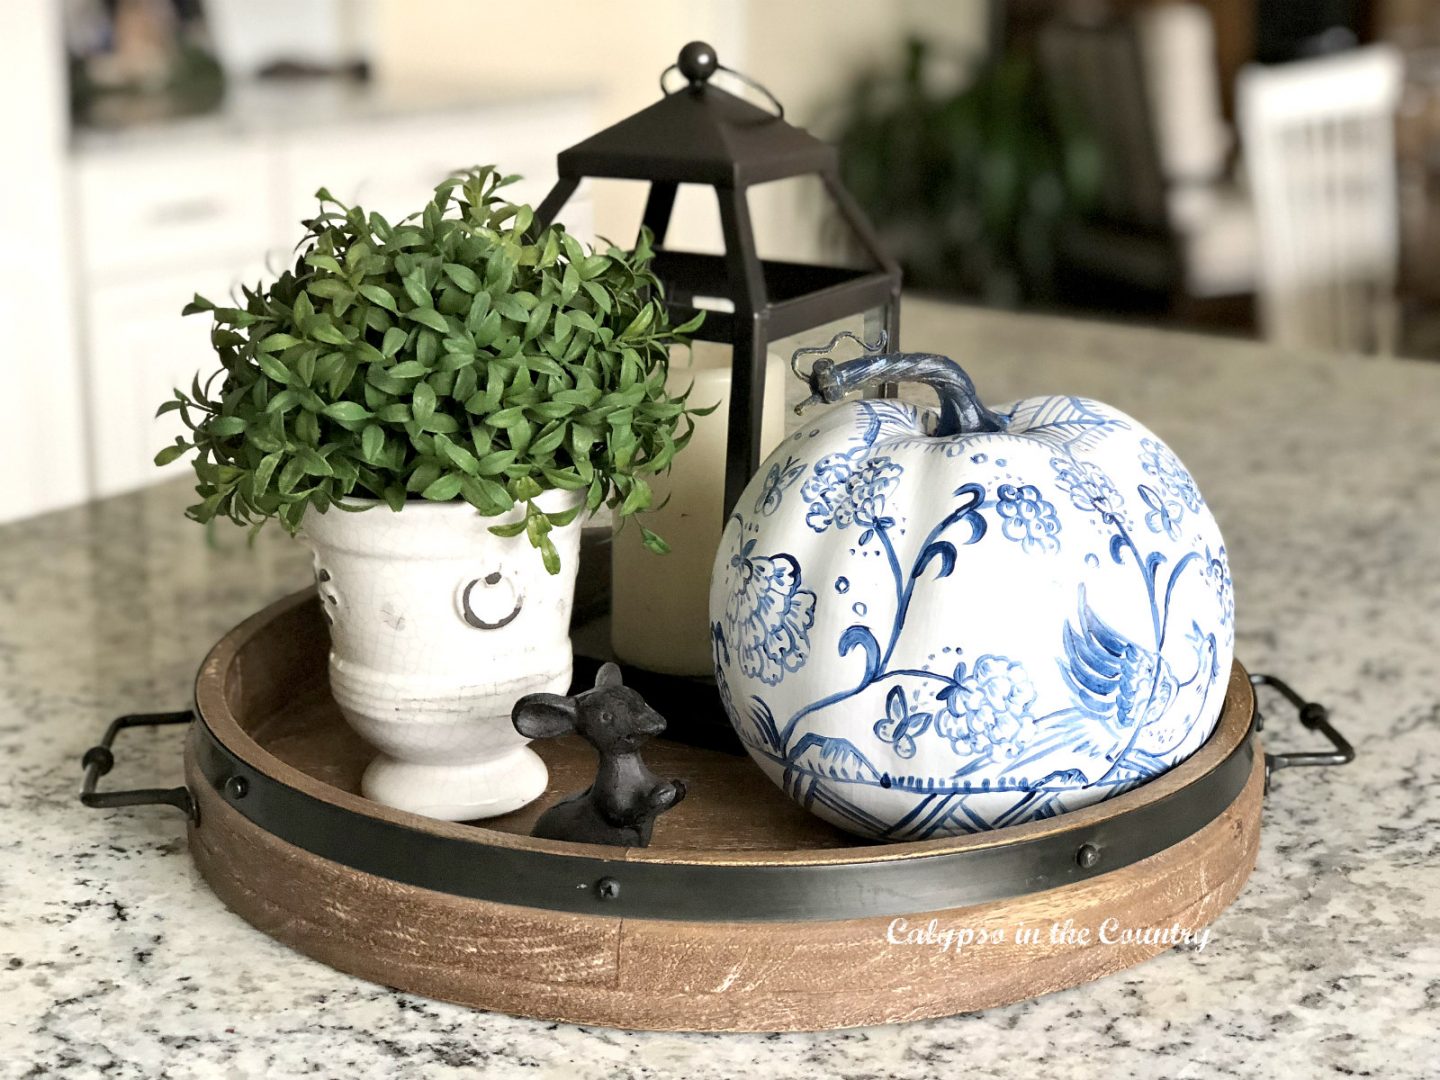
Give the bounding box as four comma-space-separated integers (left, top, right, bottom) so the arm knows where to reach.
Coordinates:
1076, 842, 1101, 870
224, 775, 249, 800
596, 877, 621, 901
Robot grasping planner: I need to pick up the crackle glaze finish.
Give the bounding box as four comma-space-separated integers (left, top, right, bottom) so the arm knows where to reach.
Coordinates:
710, 394, 1234, 840
300, 491, 583, 821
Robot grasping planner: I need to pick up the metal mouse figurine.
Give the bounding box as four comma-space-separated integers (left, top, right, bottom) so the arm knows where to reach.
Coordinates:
511, 663, 686, 846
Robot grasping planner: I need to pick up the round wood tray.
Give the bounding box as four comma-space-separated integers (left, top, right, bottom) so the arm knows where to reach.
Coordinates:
186, 589, 1263, 1032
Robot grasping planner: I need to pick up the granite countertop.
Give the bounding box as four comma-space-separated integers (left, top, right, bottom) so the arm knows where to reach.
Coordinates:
3, 299, 1437, 1077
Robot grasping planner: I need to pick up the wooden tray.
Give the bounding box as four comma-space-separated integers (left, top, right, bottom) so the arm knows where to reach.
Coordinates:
185, 589, 1262, 1032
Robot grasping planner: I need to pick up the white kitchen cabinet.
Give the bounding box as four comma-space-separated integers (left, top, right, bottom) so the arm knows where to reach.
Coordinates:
83, 266, 266, 498
0, 1, 86, 525
73, 141, 277, 283
71, 86, 594, 502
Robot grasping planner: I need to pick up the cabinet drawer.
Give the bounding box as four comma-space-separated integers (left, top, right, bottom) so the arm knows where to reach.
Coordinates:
75, 141, 275, 280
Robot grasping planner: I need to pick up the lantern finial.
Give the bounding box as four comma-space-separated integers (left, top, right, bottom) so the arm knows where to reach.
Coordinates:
677, 41, 718, 86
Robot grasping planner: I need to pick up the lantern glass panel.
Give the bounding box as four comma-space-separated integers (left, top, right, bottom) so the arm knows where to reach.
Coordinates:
769, 307, 892, 437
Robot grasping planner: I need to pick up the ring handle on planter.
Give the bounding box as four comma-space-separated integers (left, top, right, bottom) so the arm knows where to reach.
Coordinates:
79, 712, 197, 823
1248, 673, 1355, 794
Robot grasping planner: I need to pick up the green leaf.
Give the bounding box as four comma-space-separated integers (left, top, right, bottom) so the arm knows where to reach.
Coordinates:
307, 279, 353, 301
258, 333, 303, 353
207, 416, 247, 437
546, 503, 583, 528
473, 308, 503, 347
322, 401, 373, 423
359, 284, 399, 313
539, 534, 560, 575
577, 254, 611, 280
641, 526, 671, 555
295, 349, 317, 387
377, 403, 412, 423
406, 461, 442, 493
476, 448, 517, 475
435, 433, 479, 475
510, 475, 543, 501
421, 472, 464, 501
417, 329, 439, 368
672, 310, 705, 335
361, 424, 384, 463
619, 303, 655, 341
413, 380, 437, 426
619, 477, 652, 515
404, 307, 451, 333
523, 300, 553, 343
278, 457, 306, 495
487, 519, 528, 538
266, 389, 301, 414
402, 269, 431, 308
311, 322, 351, 346
256, 353, 292, 384
381, 326, 409, 358
305, 252, 345, 275
581, 280, 612, 314
252, 451, 282, 497
295, 447, 333, 477
483, 405, 525, 427
293, 291, 316, 331
153, 443, 188, 466
442, 263, 481, 293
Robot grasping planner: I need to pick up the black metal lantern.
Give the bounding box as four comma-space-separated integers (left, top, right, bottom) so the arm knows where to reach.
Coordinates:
532, 41, 902, 514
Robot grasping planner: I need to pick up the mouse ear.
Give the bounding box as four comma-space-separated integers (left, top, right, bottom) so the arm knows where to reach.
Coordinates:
594, 662, 624, 689
511, 693, 577, 739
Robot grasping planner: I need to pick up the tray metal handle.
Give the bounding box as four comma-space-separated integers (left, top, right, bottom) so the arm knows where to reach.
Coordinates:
80, 711, 197, 822
1249, 673, 1355, 793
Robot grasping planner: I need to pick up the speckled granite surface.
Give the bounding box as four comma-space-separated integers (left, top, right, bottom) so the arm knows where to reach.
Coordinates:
3, 300, 1437, 1078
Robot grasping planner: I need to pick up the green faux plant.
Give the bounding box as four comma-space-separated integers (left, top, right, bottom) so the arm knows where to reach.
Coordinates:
829, 39, 1099, 305
158, 166, 705, 573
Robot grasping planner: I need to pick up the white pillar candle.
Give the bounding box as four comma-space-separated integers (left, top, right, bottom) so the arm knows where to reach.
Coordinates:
611, 342, 787, 676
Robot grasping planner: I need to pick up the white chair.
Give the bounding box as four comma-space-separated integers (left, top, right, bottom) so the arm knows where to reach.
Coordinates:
1239, 46, 1404, 354
1039, 7, 1258, 307
1136, 3, 1257, 301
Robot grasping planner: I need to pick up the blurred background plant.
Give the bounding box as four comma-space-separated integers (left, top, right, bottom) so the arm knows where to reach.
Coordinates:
827, 36, 1101, 307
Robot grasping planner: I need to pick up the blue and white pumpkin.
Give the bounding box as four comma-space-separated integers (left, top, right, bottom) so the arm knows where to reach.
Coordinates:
708, 349, 1235, 841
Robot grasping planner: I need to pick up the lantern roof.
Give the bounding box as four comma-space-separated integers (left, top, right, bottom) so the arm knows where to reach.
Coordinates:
556, 42, 837, 188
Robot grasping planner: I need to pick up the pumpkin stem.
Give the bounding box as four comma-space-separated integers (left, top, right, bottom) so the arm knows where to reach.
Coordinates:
797, 352, 1007, 437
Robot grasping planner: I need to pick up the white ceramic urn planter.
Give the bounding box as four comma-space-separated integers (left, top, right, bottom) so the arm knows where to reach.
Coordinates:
710, 349, 1236, 841
300, 490, 584, 821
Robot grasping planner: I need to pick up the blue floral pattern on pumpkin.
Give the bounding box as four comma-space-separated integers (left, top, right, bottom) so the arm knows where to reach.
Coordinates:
801, 449, 904, 533
722, 538, 817, 687
1204, 544, 1235, 627
754, 455, 807, 517
934, 655, 1038, 756
1050, 456, 1126, 519
1138, 483, 1184, 540
873, 685, 933, 760
1140, 437, 1203, 513
714, 390, 1231, 841
995, 483, 1062, 553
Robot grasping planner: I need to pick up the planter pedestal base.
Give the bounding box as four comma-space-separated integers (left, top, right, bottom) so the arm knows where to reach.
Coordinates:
361, 744, 548, 822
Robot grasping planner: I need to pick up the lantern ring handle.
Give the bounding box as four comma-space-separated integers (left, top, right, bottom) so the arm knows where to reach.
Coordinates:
789, 329, 889, 382
659, 62, 786, 121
